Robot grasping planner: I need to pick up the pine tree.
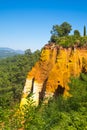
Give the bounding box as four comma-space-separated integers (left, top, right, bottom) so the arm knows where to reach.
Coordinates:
84, 25, 86, 36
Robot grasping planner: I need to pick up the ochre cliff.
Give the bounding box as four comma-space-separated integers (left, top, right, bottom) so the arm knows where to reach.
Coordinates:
20, 43, 87, 106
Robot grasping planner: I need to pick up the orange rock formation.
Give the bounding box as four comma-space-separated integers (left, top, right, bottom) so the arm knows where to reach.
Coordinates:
20, 43, 87, 106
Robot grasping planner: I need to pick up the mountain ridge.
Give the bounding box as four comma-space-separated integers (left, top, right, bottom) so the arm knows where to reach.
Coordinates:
0, 47, 24, 58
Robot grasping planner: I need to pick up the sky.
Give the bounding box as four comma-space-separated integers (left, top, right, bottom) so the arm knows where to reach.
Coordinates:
0, 0, 87, 51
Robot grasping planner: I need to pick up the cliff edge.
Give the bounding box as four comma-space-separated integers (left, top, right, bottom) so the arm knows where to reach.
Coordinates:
20, 43, 87, 106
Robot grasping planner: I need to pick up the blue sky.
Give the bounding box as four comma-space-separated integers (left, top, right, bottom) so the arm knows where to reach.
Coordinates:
0, 0, 87, 51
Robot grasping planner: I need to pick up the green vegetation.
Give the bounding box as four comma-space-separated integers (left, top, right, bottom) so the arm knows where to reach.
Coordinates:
84, 25, 86, 36
50, 22, 87, 47
51, 22, 72, 37
51, 35, 87, 47
0, 49, 40, 108
0, 22, 87, 129
74, 30, 81, 37
0, 74, 87, 129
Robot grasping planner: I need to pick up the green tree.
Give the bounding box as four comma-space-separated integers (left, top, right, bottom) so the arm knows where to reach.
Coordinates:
51, 22, 72, 38
74, 30, 80, 37
60, 22, 72, 36
25, 49, 32, 55
83, 25, 86, 36
50, 35, 58, 42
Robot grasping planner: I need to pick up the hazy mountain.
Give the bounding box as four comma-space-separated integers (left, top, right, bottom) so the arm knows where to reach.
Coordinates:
0, 47, 24, 58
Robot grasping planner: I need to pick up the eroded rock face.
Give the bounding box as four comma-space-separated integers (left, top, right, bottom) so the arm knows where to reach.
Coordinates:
20, 44, 87, 106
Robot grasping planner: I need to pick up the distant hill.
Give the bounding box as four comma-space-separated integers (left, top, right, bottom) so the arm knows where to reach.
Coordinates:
0, 47, 24, 58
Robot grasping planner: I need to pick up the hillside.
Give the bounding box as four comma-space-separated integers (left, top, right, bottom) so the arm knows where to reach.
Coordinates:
0, 43, 87, 130
0, 47, 24, 58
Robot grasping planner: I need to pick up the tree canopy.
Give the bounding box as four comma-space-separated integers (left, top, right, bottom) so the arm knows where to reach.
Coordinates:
51, 22, 72, 37
50, 22, 87, 48
0, 49, 40, 107
74, 30, 80, 37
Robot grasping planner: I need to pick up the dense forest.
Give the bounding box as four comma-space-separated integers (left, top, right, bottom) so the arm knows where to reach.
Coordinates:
0, 22, 87, 129
0, 49, 40, 107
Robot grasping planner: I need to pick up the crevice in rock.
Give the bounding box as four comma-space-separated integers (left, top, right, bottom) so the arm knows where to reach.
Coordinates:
54, 85, 65, 98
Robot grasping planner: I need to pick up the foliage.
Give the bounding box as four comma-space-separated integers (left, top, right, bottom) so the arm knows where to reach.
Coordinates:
1, 73, 87, 129
0, 49, 40, 108
51, 22, 72, 38
22, 74, 87, 130
74, 30, 80, 37
50, 22, 87, 48
25, 49, 32, 55
83, 25, 86, 36
0, 21, 87, 129
50, 35, 87, 47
